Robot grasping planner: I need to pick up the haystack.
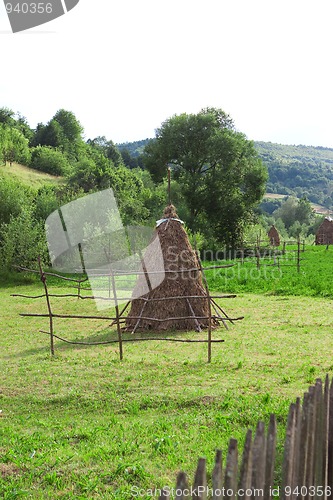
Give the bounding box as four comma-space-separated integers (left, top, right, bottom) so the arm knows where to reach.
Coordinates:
268, 225, 280, 246
125, 205, 217, 332
315, 217, 333, 245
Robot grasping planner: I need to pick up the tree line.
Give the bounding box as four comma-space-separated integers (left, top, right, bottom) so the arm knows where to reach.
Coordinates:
256, 141, 333, 208
0, 106, 325, 274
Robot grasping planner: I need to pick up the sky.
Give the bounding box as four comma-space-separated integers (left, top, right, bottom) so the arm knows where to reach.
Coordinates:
0, 0, 333, 147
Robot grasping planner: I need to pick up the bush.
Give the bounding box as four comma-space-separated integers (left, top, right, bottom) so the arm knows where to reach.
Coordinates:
0, 175, 33, 225
30, 146, 70, 176
0, 205, 49, 271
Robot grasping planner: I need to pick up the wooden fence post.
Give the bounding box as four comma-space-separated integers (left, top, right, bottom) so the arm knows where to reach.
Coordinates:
281, 403, 296, 499
212, 449, 223, 500
37, 257, 54, 356
224, 439, 238, 500
251, 422, 266, 500
192, 458, 207, 499
265, 414, 277, 499
174, 472, 190, 500
239, 430, 253, 500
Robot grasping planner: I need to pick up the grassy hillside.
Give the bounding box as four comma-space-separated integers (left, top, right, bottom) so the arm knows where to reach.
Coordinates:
256, 141, 333, 207
0, 162, 63, 188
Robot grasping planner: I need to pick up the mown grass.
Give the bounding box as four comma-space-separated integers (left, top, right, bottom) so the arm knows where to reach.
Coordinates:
1, 246, 333, 498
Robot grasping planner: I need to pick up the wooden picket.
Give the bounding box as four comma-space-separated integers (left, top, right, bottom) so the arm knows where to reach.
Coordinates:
160, 376, 333, 499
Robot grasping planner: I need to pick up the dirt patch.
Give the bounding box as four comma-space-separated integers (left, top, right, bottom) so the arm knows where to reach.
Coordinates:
0, 463, 20, 477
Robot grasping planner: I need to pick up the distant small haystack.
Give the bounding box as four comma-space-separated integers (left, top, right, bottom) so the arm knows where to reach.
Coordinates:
315, 217, 333, 245
268, 225, 280, 246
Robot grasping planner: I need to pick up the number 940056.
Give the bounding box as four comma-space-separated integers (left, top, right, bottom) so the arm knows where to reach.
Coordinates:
5, 3, 53, 14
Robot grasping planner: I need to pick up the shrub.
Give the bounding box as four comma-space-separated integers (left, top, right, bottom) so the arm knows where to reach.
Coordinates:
0, 205, 49, 271
0, 175, 33, 225
30, 146, 70, 176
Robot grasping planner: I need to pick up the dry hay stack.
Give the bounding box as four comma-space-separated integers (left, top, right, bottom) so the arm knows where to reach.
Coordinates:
268, 225, 280, 246
125, 205, 216, 332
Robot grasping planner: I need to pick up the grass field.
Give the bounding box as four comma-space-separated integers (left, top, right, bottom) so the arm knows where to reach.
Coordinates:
1, 246, 333, 498
205, 244, 333, 297
1, 162, 63, 188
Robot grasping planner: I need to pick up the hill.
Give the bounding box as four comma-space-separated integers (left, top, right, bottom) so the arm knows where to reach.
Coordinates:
0, 162, 63, 188
118, 139, 333, 209
256, 142, 333, 208
117, 138, 151, 158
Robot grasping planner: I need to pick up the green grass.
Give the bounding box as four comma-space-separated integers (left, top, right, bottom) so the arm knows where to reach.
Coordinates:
0, 162, 63, 188
1, 247, 333, 497
205, 244, 333, 297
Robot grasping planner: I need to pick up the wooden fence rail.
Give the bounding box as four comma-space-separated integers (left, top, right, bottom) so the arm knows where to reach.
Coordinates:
160, 376, 333, 499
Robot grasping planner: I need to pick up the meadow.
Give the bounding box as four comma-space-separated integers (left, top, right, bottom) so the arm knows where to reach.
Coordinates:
1, 246, 333, 498
1, 162, 63, 189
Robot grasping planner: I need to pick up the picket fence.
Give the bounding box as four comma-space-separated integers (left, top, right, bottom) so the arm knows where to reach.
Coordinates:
158, 376, 333, 499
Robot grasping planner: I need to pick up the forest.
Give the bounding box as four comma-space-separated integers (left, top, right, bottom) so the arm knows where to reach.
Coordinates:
119, 139, 333, 208
0, 106, 331, 275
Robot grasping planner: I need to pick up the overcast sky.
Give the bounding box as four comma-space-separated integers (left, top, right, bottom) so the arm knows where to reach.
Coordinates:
0, 0, 332, 147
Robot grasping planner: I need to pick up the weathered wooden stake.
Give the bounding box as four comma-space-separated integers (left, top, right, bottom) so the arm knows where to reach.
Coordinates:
297, 237, 301, 273
38, 256, 54, 356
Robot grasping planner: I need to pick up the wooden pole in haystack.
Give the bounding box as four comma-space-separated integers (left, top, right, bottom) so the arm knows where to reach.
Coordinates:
125, 204, 219, 334
167, 166, 171, 206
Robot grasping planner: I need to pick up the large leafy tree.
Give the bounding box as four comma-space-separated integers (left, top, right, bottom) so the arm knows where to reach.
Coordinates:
87, 136, 123, 167
143, 108, 267, 246
31, 109, 84, 161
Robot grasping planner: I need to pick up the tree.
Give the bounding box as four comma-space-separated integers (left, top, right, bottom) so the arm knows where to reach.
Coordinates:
53, 109, 83, 143
15, 113, 34, 142
0, 124, 31, 165
32, 119, 64, 149
0, 107, 15, 126
31, 109, 84, 160
87, 136, 123, 167
143, 108, 267, 246
273, 196, 314, 229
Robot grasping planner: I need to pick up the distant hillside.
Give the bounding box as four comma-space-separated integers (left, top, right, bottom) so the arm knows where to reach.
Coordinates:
256, 142, 333, 208
118, 139, 333, 209
117, 139, 151, 158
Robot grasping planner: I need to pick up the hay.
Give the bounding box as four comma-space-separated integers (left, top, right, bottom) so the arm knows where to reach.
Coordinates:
268, 225, 280, 246
125, 205, 217, 331
315, 217, 333, 245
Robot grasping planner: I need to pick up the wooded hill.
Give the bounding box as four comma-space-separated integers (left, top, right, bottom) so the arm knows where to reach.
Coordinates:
118, 139, 333, 209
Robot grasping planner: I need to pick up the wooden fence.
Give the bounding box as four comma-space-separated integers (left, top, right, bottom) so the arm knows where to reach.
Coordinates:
159, 376, 333, 499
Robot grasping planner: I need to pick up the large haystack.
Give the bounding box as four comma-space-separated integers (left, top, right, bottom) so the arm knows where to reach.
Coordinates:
125, 205, 216, 332
315, 217, 333, 245
268, 225, 280, 246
